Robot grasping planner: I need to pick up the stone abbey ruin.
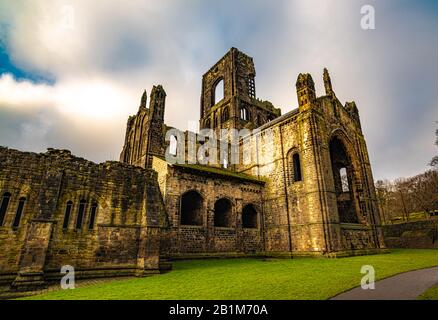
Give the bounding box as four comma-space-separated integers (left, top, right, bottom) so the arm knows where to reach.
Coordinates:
0, 48, 385, 291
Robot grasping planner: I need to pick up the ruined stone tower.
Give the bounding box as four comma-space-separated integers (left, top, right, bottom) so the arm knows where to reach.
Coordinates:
199, 47, 281, 133
119, 85, 166, 168
118, 47, 385, 257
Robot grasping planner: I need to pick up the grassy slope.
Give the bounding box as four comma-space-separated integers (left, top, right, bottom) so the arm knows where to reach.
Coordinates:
418, 285, 438, 300
22, 249, 438, 300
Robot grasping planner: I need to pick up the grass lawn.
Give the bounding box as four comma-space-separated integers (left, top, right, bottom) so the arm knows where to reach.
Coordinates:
418, 285, 438, 300
21, 249, 438, 300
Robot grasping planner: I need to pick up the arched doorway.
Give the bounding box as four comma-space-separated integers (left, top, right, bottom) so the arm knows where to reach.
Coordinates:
180, 190, 203, 226
242, 204, 258, 228
329, 136, 359, 224
214, 198, 232, 227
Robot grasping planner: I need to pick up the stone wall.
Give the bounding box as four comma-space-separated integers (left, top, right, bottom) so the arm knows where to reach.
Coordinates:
0, 147, 169, 291
236, 72, 385, 255
383, 220, 438, 249
152, 157, 264, 258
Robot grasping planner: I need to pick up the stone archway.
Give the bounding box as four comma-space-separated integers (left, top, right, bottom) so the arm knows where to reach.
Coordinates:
242, 204, 258, 228
329, 135, 360, 224
214, 198, 233, 227
180, 190, 203, 226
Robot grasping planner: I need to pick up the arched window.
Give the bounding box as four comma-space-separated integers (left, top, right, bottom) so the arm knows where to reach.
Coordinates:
240, 107, 249, 121
214, 114, 219, 128
221, 106, 229, 122
88, 202, 97, 230
292, 153, 302, 182
12, 197, 26, 228
212, 79, 224, 105
214, 198, 232, 227
63, 201, 73, 229
180, 190, 203, 226
0, 192, 11, 226
75, 199, 86, 230
329, 136, 358, 223
169, 135, 177, 156
205, 118, 211, 129
242, 204, 258, 228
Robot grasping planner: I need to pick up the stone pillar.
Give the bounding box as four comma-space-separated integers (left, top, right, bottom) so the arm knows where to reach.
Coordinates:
136, 226, 162, 276
11, 220, 53, 291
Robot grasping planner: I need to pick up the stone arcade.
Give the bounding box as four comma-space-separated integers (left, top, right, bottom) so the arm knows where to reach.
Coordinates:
0, 48, 385, 292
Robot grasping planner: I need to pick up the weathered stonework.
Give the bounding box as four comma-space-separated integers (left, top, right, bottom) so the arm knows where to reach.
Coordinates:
0, 47, 386, 293
120, 48, 386, 258
383, 220, 438, 249
0, 148, 169, 291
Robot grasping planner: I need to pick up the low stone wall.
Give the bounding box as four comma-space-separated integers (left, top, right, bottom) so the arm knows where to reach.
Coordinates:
0, 147, 169, 292
383, 220, 438, 249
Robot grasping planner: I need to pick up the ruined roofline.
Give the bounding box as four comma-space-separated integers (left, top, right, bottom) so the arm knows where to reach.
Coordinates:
171, 162, 266, 184
0, 146, 152, 171
202, 47, 253, 78
249, 108, 300, 134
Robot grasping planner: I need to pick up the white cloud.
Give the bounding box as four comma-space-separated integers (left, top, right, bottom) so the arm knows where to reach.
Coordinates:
0, 0, 437, 179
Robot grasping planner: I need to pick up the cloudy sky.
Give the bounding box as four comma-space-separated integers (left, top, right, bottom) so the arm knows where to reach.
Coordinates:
0, 0, 437, 180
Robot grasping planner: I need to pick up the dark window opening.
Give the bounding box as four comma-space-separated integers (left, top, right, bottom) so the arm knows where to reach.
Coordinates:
12, 197, 26, 227
63, 201, 73, 229
75, 199, 86, 230
242, 204, 258, 228
180, 190, 203, 226
205, 119, 211, 128
88, 202, 97, 230
292, 153, 302, 182
214, 198, 232, 227
330, 137, 359, 224
0, 192, 11, 226
221, 106, 229, 122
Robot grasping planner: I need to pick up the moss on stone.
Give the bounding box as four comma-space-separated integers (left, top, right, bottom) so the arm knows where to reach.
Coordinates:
173, 163, 265, 184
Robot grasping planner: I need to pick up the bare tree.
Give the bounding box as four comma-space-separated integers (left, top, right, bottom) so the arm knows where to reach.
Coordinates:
431, 122, 438, 167
375, 169, 438, 224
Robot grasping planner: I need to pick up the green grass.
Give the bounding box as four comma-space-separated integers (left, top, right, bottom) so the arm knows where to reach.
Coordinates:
21, 249, 438, 300
418, 285, 438, 300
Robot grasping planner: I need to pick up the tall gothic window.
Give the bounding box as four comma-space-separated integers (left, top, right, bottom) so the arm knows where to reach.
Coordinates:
12, 197, 26, 227
0, 192, 11, 226
75, 199, 86, 230
88, 202, 98, 230
330, 136, 359, 224
292, 153, 302, 182
63, 201, 73, 229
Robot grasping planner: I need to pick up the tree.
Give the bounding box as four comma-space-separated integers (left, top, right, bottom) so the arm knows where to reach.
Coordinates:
431, 122, 438, 167
408, 170, 438, 215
